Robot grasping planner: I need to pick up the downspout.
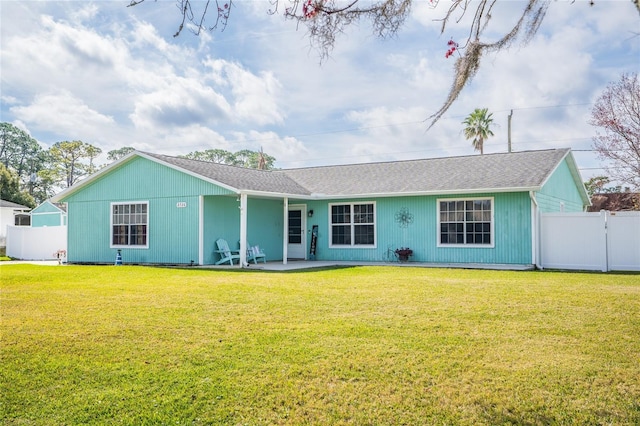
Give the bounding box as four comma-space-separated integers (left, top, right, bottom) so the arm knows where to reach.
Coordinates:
239, 192, 248, 268
529, 191, 541, 270
282, 197, 288, 265
198, 195, 204, 265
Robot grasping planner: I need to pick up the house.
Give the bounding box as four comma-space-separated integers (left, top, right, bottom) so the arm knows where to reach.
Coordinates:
30, 200, 67, 227
51, 148, 589, 268
4, 199, 68, 260
0, 199, 31, 247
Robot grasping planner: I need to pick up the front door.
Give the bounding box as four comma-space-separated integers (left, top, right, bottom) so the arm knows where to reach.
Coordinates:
287, 205, 306, 259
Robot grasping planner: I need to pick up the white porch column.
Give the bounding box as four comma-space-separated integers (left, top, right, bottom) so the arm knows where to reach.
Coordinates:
239, 193, 248, 267
282, 197, 288, 265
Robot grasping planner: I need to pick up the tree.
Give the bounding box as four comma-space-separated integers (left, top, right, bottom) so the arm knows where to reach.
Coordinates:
107, 147, 136, 162
584, 175, 613, 197
462, 108, 494, 155
0, 122, 51, 203
32, 168, 58, 205
233, 149, 276, 170
127, 0, 640, 127
181, 148, 276, 170
0, 123, 45, 182
182, 148, 236, 164
0, 164, 36, 208
590, 72, 640, 190
48, 141, 103, 188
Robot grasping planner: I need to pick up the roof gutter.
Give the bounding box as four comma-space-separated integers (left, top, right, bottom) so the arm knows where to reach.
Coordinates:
282, 186, 544, 200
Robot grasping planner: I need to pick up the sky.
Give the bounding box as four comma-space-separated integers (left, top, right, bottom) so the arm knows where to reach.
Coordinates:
1, 0, 639, 183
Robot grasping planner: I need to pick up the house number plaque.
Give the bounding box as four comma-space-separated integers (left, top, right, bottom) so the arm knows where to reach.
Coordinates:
176, 202, 187, 208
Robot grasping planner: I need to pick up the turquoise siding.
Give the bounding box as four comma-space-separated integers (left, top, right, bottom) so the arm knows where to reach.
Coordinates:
32, 201, 60, 214
203, 196, 240, 264
66, 196, 201, 264
62, 157, 234, 264
63, 157, 235, 203
536, 158, 586, 212
203, 197, 284, 264
246, 198, 284, 261
296, 192, 533, 265
31, 212, 64, 227
31, 201, 66, 227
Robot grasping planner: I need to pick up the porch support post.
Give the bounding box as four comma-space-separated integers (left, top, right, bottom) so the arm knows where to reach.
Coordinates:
282, 197, 288, 265
239, 192, 248, 267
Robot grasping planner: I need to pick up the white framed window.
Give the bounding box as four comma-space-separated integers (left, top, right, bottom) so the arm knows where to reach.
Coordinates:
437, 198, 494, 247
329, 202, 376, 247
110, 202, 149, 248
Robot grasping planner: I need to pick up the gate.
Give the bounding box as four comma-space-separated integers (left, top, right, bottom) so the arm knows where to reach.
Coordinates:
540, 211, 640, 272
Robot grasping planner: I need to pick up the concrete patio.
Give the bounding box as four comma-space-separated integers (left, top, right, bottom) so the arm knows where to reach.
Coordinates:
0, 260, 534, 271
199, 260, 535, 272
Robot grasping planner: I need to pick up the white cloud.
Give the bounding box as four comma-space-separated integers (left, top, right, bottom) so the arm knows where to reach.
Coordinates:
10, 90, 115, 142
0, 0, 637, 178
224, 64, 284, 125
69, 3, 100, 25
129, 76, 232, 130
1, 5, 289, 153
1, 95, 18, 105
203, 59, 284, 125
134, 124, 232, 155
228, 130, 310, 166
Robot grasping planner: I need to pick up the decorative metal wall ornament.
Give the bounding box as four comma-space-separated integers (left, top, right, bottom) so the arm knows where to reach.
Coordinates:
394, 207, 414, 228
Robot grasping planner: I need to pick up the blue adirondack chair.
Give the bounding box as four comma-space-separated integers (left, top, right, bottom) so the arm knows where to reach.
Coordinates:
247, 244, 266, 264
215, 239, 241, 265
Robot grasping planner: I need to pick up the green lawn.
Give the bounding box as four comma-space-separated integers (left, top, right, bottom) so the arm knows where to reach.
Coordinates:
1, 265, 639, 425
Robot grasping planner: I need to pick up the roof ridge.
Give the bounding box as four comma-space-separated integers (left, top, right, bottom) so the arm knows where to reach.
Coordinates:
282, 148, 569, 172
141, 151, 275, 173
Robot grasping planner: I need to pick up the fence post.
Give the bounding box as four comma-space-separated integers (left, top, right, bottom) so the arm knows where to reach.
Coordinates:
601, 210, 608, 272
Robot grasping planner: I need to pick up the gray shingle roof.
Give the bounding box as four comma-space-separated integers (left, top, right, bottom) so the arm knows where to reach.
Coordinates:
142, 152, 311, 195
0, 199, 31, 209
54, 148, 579, 203
146, 149, 572, 197
282, 148, 572, 196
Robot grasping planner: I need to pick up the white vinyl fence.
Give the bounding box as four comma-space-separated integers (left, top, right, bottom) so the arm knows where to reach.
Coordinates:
540, 211, 640, 272
5, 225, 67, 260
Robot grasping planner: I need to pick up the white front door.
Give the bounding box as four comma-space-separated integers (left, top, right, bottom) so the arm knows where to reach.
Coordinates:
287, 205, 307, 259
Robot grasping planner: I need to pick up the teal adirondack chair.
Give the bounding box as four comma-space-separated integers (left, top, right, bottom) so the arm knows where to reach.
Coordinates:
247, 244, 266, 264
215, 239, 241, 265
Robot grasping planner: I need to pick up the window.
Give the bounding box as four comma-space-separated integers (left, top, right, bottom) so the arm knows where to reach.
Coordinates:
438, 198, 493, 246
330, 202, 375, 247
14, 214, 30, 226
111, 202, 148, 247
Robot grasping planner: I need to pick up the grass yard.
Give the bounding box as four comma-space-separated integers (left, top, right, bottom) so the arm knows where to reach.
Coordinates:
1, 265, 639, 425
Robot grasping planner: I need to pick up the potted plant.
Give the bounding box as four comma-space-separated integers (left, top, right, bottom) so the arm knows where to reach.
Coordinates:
395, 247, 413, 262
53, 249, 67, 265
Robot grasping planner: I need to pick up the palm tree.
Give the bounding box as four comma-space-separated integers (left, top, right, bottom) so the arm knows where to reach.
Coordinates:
463, 108, 495, 155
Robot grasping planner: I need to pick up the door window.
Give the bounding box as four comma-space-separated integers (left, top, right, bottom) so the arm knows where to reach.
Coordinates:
288, 210, 302, 244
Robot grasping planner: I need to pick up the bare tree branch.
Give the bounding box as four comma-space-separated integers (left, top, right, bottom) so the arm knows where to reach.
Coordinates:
426, 0, 549, 128
127, 0, 640, 129
590, 72, 640, 190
